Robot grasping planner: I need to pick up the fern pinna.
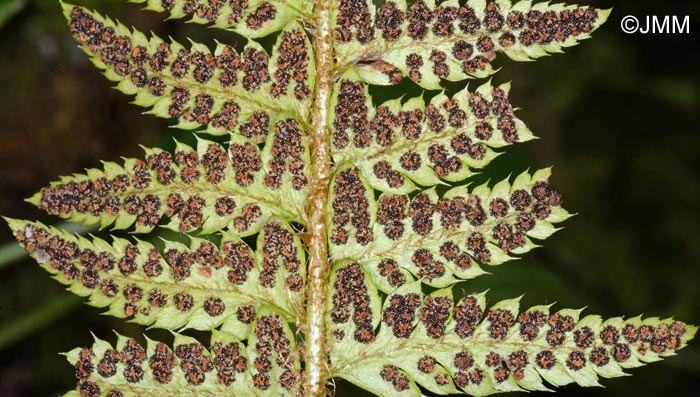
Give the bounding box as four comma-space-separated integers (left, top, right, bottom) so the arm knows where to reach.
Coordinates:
4, 1, 695, 396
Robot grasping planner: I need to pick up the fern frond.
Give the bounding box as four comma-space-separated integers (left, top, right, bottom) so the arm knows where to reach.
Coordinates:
333, 0, 610, 87
26, 136, 308, 234
7, 1, 697, 396
130, 0, 313, 37
327, 272, 697, 396
63, 313, 300, 396
331, 72, 534, 191
328, 167, 569, 292
6, 218, 305, 332
64, 3, 314, 136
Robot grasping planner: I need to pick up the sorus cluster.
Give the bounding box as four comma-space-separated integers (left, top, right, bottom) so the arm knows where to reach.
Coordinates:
159, 0, 276, 30
382, 292, 421, 338
523, 314, 690, 373
332, 80, 370, 149
211, 341, 248, 385
38, 141, 274, 234
358, 175, 562, 283
419, 295, 452, 338
373, 303, 689, 389
372, 160, 406, 189
245, 2, 277, 30
251, 314, 299, 390
335, 0, 374, 44
518, 310, 547, 341
334, 81, 518, 151
376, 194, 408, 240
222, 239, 256, 285
330, 167, 373, 246
377, 258, 407, 288
483, 349, 530, 383
70, 336, 251, 396
369, 59, 404, 85
332, 80, 528, 186
453, 295, 484, 338
440, 240, 472, 270
240, 111, 271, 143
260, 222, 304, 291
174, 343, 214, 385
418, 356, 450, 386
13, 222, 272, 326
348, 0, 600, 80
417, 355, 437, 374
172, 0, 228, 23
379, 364, 411, 392
451, 349, 485, 388
67, 6, 287, 134
417, 355, 452, 387
370, 106, 398, 147
271, 30, 311, 100
375, 1, 403, 40
412, 249, 446, 281
330, 263, 375, 343
544, 312, 576, 347
149, 343, 176, 384
486, 308, 516, 340
227, 0, 249, 26
266, 119, 308, 191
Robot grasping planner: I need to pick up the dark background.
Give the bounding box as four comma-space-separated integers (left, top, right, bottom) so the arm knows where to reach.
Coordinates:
0, 0, 698, 396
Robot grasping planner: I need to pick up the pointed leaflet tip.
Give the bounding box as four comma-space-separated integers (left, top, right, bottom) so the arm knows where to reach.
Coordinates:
598, 8, 613, 26
59, 1, 74, 19
3, 217, 26, 233
25, 191, 42, 207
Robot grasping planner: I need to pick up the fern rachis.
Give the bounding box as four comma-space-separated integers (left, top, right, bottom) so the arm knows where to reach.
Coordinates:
5, 1, 696, 396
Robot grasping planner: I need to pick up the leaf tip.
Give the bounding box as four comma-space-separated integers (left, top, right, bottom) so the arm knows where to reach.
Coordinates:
25, 191, 43, 207
3, 216, 24, 232
598, 8, 613, 26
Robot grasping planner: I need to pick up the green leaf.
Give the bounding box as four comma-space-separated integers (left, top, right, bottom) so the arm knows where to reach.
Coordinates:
246, 306, 302, 394
62, 313, 300, 396
338, 358, 421, 397
330, 71, 534, 192
328, 167, 571, 292
0, 0, 26, 28
129, 0, 313, 37
26, 136, 308, 234
6, 218, 305, 334
333, 0, 610, 87
327, 278, 697, 396
63, 3, 314, 137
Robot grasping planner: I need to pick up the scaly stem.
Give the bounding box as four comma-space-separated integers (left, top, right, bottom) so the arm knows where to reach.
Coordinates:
303, 2, 334, 396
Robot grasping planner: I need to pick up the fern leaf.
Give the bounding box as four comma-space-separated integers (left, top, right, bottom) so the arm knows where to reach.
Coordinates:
333, 0, 610, 87
6, 218, 305, 333
331, 71, 534, 191
64, 314, 300, 396
130, 0, 313, 37
329, 167, 569, 292
26, 135, 309, 234
327, 271, 697, 396
64, 3, 314, 137
6, 1, 697, 396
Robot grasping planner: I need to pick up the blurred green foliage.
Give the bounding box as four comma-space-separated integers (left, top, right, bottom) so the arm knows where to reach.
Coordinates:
0, 0, 698, 396
0, 0, 27, 28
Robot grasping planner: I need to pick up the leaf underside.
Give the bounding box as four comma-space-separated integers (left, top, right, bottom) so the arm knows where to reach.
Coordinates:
6, 1, 695, 397
325, 268, 696, 396
333, 0, 609, 87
